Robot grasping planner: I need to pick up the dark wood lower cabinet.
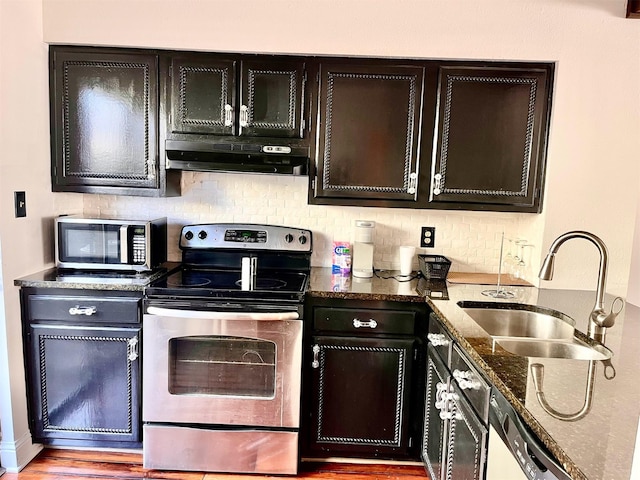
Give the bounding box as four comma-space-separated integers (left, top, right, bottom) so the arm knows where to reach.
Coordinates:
27, 324, 141, 447
302, 299, 428, 460
21, 288, 142, 448
308, 336, 416, 456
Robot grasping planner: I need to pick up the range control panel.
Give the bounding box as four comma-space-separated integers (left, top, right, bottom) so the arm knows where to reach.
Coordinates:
179, 223, 312, 253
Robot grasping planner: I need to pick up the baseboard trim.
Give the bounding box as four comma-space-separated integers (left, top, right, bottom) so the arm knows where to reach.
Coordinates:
0, 431, 42, 473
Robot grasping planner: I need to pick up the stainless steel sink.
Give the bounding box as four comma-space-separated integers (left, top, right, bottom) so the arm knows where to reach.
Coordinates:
492, 337, 612, 361
457, 301, 612, 361
457, 301, 575, 340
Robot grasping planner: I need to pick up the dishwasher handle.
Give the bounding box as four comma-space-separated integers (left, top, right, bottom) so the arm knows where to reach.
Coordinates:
146, 306, 299, 321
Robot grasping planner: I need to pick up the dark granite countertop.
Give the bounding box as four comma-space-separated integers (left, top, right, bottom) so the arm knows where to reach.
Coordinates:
14, 263, 180, 291
308, 267, 640, 480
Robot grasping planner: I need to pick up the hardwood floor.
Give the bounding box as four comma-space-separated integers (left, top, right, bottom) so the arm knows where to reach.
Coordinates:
1, 449, 429, 479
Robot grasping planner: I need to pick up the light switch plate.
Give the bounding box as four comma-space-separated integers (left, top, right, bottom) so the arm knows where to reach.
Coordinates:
15, 191, 26, 218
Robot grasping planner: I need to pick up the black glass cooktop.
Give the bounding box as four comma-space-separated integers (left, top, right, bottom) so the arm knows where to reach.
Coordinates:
146, 267, 308, 301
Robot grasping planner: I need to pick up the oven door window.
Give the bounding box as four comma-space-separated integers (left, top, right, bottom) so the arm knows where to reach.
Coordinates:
168, 336, 276, 398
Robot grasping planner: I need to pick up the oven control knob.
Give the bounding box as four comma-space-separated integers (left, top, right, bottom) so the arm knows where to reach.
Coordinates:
298, 235, 308, 245
285, 234, 294, 243
198, 230, 207, 240
184, 230, 194, 241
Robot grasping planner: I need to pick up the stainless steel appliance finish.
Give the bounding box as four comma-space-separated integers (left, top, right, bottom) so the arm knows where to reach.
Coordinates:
142, 223, 311, 475
55, 216, 166, 272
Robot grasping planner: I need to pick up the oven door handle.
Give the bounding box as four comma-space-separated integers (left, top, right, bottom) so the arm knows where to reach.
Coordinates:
146, 306, 299, 321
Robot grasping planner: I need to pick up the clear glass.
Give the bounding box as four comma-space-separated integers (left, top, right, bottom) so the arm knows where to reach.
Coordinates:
168, 336, 276, 398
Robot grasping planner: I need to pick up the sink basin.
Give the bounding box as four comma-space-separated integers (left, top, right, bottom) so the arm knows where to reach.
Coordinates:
492, 338, 612, 361
457, 301, 612, 361
457, 301, 575, 340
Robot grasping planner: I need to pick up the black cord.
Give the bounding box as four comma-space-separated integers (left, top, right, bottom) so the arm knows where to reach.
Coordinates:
373, 268, 420, 282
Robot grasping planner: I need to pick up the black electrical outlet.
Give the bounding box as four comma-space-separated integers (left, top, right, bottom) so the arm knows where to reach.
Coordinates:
421, 226, 435, 248
14, 191, 26, 218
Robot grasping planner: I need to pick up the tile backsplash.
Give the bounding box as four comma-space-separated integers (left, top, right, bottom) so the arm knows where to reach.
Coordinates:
81, 171, 542, 282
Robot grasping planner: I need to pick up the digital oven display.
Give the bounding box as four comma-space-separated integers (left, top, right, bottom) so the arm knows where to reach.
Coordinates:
224, 229, 267, 243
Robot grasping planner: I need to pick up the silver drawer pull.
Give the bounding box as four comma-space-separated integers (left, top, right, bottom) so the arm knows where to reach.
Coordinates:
68, 305, 97, 316
353, 318, 378, 329
453, 369, 482, 390
311, 345, 320, 369
127, 337, 139, 361
427, 333, 450, 347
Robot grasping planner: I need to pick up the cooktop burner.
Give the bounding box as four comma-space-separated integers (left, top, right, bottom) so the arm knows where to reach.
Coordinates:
147, 267, 308, 301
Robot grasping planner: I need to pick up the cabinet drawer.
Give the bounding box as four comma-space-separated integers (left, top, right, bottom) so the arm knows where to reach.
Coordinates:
28, 295, 140, 324
427, 314, 453, 365
451, 343, 490, 423
313, 307, 415, 335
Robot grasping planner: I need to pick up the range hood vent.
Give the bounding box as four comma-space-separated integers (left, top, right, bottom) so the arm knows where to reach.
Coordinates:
165, 140, 309, 175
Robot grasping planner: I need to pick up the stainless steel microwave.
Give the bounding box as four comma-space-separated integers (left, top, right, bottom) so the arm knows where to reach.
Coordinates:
55, 216, 167, 272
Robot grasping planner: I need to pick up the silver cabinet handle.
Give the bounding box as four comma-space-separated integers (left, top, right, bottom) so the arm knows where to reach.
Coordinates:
224, 104, 233, 127
353, 318, 378, 329
311, 344, 320, 369
127, 337, 139, 361
427, 333, 450, 346
433, 173, 442, 196
453, 369, 482, 391
68, 305, 97, 316
407, 172, 418, 195
239, 104, 249, 127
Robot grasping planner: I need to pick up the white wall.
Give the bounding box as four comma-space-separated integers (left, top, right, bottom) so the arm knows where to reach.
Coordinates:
0, 0, 638, 472
0, 0, 82, 470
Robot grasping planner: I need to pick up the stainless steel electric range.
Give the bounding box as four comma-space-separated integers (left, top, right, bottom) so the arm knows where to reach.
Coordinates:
142, 223, 312, 475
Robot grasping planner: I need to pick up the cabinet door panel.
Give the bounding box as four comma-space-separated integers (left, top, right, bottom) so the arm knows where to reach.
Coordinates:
309, 335, 414, 454
314, 64, 424, 202
51, 49, 158, 189
430, 66, 551, 210
422, 346, 449, 480
447, 381, 488, 480
169, 56, 236, 136
239, 60, 305, 138
28, 324, 141, 444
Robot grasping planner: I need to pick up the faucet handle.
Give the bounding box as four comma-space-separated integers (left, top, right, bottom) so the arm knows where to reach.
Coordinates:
596, 296, 625, 328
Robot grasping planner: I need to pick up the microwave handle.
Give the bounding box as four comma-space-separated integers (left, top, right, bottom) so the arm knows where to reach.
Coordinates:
120, 225, 129, 264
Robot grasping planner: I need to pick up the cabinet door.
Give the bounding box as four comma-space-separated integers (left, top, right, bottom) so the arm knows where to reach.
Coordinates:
446, 381, 488, 480
429, 65, 552, 212
313, 63, 425, 203
27, 324, 141, 446
422, 345, 449, 480
308, 335, 415, 456
50, 48, 159, 191
239, 60, 306, 138
169, 55, 236, 136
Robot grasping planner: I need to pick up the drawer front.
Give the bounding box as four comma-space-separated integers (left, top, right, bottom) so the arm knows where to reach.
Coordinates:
313, 307, 416, 335
427, 314, 453, 366
451, 343, 490, 423
28, 295, 140, 324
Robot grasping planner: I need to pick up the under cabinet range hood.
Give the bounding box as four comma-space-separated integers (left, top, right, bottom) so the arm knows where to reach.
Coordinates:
165, 140, 309, 176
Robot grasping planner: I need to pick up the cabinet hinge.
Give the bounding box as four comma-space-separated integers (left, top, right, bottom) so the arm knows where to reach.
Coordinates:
409, 436, 413, 448
311, 177, 316, 190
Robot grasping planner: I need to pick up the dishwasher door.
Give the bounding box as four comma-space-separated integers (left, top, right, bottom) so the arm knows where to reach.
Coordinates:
487, 387, 571, 480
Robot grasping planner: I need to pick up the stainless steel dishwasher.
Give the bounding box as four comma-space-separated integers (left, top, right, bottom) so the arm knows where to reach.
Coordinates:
487, 386, 571, 480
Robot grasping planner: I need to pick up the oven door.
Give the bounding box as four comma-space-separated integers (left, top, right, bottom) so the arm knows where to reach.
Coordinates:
143, 304, 302, 429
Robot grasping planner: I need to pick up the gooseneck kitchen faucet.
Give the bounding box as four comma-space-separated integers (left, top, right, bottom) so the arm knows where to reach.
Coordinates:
538, 230, 624, 343
532, 230, 624, 422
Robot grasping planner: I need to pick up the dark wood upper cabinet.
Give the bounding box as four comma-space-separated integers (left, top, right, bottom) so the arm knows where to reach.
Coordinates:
49, 46, 180, 196
428, 65, 553, 212
166, 54, 307, 139
310, 62, 427, 206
